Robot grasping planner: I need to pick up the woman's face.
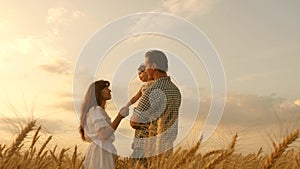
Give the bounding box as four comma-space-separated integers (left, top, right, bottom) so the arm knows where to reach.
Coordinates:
138, 70, 148, 82
100, 87, 111, 100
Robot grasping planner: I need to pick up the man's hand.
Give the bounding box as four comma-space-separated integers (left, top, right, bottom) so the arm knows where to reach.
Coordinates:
130, 114, 144, 129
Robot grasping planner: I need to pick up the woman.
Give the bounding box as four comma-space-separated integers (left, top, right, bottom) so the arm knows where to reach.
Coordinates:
79, 80, 129, 169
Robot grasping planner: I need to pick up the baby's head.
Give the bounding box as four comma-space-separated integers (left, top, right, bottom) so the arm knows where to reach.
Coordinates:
138, 64, 148, 82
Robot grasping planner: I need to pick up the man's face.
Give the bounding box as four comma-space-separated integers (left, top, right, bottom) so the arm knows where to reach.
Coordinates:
144, 57, 154, 80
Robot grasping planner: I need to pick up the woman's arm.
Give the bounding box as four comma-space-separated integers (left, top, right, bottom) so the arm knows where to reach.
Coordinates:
97, 106, 129, 140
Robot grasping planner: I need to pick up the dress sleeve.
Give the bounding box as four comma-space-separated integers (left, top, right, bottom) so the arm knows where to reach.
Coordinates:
91, 108, 109, 131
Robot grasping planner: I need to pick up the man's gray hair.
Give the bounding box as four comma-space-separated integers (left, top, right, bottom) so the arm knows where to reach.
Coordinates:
145, 50, 168, 72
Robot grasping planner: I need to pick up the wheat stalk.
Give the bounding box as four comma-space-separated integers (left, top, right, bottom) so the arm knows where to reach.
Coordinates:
37, 135, 52, 158
204, 148, 234, 169
20, 150, 30, 169
57, 148, 70, 169
30, 125, 41, 149
78, 156, 85, 169
50, 149, 59, 164
171, 140, 201, 169
39, 160, 52, 169
30, 146, 36, 159
203, 134, 238, 169
134, 160, 140, 169
145, 122, 155, 160
72, 145, 78, 168
203, 149, 225, 159
256, 147, 263, 157
263, 129, 299, 169
2, 120, 36, 168
52, 145, 58, 153
37, 150, 49, 167
0, 145, 6, 158
227, 133, 238, 150
295, 148, 300, 168
155, 118, 163, 155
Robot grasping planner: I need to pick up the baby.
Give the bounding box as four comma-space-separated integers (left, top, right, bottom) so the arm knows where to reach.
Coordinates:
127, 63, 154, 107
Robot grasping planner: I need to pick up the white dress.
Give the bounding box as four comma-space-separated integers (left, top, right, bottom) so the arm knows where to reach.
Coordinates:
83, 106, 117, 169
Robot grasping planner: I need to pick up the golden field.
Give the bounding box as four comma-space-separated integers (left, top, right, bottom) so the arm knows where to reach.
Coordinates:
0, 120, 299, 169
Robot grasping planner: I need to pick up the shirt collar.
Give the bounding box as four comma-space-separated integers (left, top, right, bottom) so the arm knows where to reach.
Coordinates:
156, 76, 170, 82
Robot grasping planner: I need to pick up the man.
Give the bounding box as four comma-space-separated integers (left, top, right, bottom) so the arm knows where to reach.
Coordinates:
130, 50, 181, 161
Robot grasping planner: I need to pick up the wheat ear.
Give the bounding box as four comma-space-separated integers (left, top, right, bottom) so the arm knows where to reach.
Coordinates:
3, 120, 35, 167
263, 129, 299, 169
30, 125, 41, 149
171, 140, 201, 169
204, 134, 238, 169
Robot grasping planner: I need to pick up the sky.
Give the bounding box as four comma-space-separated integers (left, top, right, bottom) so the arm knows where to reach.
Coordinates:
0, 0, 300, 156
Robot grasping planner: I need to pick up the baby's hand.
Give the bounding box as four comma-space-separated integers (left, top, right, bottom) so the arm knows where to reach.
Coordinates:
126, 101, 131, 107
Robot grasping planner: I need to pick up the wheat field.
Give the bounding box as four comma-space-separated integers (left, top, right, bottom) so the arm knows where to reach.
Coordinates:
0, 120, 299, 169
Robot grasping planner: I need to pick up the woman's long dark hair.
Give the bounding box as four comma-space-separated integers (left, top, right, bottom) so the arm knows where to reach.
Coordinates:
79, 80, 110, 141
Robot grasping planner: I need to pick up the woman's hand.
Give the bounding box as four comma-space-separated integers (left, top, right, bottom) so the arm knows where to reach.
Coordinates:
119, 105, 129, 118
98, 105, 130, 140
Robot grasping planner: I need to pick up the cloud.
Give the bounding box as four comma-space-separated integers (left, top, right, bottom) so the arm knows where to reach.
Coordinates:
46, 7, 68, 25
127, 0, 220, 35
54, 100, 75, 112
57, 92, 73, 98
181, 93, 300, 152
0, 37, 36, 66
37, 56, 72, 74
0, 35, 73, 75
35, 7, 86, 74
231, 69, 291, 83
215, 94, 299, 128
161, 0, 219, 18
46, 7, 85, 25
0, 117, 26, 134
231, 72, 275, 83
45, 96, 75, 113
72, 10, 86, 18
37, 118, 66, 133
0, 7, 79, 74
186, 92, 300, 132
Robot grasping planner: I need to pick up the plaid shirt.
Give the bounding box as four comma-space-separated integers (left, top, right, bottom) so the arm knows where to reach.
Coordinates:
132, 76, 181, 151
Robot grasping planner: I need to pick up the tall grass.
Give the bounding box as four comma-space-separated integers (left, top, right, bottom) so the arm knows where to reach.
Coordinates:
0, 119, 299, 169
0, 120, 85, 169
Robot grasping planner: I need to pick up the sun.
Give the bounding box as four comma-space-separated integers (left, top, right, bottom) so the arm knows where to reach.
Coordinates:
294, 99, 300, 106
